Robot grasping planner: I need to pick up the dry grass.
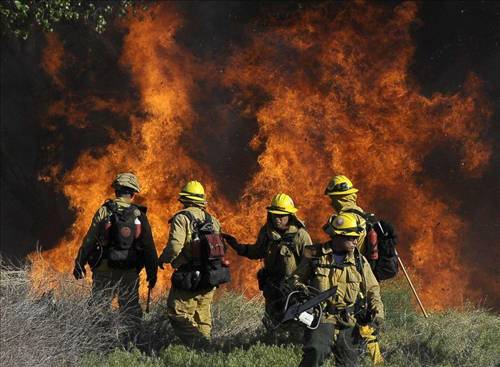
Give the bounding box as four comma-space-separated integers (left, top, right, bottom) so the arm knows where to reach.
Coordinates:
0, 261, 126, 367
1, 260, 499, 367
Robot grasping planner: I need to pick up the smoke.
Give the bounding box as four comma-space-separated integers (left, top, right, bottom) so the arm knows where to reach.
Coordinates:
1, 1, 499, 309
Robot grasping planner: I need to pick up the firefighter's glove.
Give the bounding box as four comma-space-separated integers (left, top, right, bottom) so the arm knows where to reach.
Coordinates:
295, 282, 311, 296
73, 263, 86, 280
158, 253, 168, 270
222, 233, 238, 247
222, 233, 246, 255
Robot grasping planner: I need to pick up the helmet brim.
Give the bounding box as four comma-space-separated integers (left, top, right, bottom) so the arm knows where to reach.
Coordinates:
266, 206, 298, 215
112, 183, 140, 193
179, 194, 206, 204
326, 188, 358, 196
332, 229, 361, 237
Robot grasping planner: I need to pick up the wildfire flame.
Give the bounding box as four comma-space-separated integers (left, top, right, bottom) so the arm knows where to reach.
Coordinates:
33, 2, 493, 309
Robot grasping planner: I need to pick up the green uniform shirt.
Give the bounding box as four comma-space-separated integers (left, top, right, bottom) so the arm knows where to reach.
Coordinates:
160, 206, 222, 269
293, 245, 384, 325
239, 219, 312, 279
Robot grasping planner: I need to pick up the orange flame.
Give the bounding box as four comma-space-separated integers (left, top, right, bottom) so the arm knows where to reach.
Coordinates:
34, 2, 493, 309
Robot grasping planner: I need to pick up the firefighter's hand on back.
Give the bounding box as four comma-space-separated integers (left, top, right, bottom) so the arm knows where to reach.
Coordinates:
73, 262, 86, 280
222, 233, 247, 255
221, 233, 238, 247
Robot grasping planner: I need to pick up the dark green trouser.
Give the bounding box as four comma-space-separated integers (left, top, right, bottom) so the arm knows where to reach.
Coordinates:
299, 323, 360, 367
92, 267, 143, 323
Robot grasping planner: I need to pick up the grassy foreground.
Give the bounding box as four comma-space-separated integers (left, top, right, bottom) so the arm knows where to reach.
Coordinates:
1, 263, 499, 367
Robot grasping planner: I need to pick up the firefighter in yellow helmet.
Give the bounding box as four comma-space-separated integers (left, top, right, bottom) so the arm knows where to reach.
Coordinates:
291, 212, 384, 367
324, 175, 369, 255
324, 176, 385, 365
158, 180, 229, 347
73, 173, 158, 330
223, 193, 312, 342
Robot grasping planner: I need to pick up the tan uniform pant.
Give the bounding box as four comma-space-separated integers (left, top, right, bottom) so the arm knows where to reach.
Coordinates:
167, 286, 215, 346
92, 267, 142, 322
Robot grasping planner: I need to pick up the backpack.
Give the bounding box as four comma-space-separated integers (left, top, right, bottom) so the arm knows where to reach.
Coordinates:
171, 210, 231, 291
344, 209, 399, 281
103, 201, 142, 269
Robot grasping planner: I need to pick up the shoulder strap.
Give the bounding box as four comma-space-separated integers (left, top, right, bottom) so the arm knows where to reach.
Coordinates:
354, 248, 367, 295
289, 232, 302, 263
203, 212, 213, 225
135, 204, 147, 214
103, 200, 118, 216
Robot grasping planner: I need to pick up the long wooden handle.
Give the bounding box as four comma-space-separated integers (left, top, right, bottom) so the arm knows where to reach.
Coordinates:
396, 250, 429, 318
146, 287, 151, 314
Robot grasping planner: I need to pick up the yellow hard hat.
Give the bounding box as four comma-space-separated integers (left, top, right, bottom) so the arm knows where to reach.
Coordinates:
267, 193, 298, 215
179, 180, 206, 203
325, 175, 358, 196
330, 212, 363, 237
111, 172, 141, 193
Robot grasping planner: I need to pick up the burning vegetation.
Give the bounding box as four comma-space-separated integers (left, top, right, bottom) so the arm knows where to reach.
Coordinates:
29, 1, 496, 310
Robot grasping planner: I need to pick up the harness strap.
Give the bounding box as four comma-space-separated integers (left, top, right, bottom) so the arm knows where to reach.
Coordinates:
272, 232, 300, 263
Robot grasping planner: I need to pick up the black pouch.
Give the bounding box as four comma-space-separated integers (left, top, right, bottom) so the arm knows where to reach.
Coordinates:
375, 255, 399, 281
171, 269, 202, 291
203, 267, 231, 288
256, 268, 268, 291
108, 248, 138, 269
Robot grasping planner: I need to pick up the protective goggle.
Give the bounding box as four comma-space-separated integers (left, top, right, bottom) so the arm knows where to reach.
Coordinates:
180, 192, 205, 198
325, 181, 351, 194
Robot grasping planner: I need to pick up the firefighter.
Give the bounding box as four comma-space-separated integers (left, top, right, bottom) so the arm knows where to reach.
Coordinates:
223, 193, 312, 341
292, 212, 385, 367
73, 172, 158, 325
158, 180, 228, 347
324, 175, 368, 255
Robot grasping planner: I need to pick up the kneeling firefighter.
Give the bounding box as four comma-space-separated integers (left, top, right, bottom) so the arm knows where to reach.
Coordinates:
73, 172, 158, 324
158, 180, 230, 346
223, 193, 312, 340
291, 212, 384, 367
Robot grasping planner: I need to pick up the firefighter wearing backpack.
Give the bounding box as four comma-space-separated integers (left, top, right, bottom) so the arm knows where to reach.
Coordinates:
324, 175, 398, 281
223, 193, 312, 340
291, 212, 385, 367
158, 180, 230, 347
324, 176, 368, 253
72, 172, 158, 323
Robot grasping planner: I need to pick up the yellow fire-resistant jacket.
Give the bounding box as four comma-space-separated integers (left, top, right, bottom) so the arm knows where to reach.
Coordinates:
237, 218, 312, 280
292, 244, 384, 326
160, 206, 222, 269
324, 193, 368, 254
